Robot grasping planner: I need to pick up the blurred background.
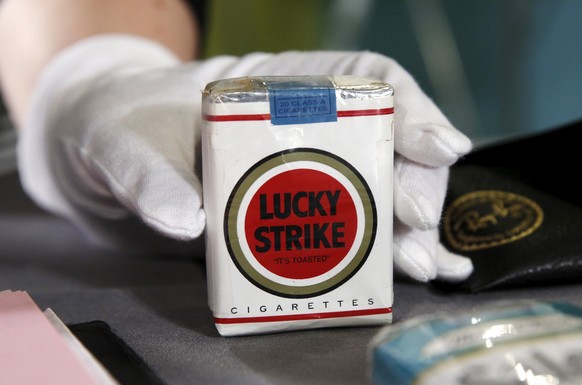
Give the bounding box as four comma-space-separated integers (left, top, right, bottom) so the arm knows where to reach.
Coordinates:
204, 0, 582, 146
1, 0, 581, 175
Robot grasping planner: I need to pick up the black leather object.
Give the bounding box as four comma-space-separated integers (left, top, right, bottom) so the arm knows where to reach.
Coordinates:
438, 120, 582, 291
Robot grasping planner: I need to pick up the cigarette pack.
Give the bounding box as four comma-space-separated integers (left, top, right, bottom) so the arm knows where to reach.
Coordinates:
371, 301, 582, 385
202, 75, 394, 336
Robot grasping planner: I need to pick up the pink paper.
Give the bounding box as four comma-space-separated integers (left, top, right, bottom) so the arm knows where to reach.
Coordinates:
0, 290, 103, 385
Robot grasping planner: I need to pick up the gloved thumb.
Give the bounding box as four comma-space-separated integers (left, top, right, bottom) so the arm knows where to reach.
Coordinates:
125, 160, 206, 240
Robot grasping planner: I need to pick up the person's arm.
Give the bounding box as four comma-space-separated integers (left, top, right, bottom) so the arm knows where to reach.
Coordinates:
0, 0, 199, 127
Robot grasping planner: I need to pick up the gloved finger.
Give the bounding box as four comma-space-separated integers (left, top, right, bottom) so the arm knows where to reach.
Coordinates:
64, 84, 206, 240
394, 121, 472, 168
95, 130, 205, 240
436, 244, 473, 282
394, 222, 474, 283
125, 161, 206, 240
394, 155, 448, 231
78, 136, 206, 240
393, 220, 438, 282
57, 139, 206, 248
341, 51, 472, 167
389, 69, 472, 167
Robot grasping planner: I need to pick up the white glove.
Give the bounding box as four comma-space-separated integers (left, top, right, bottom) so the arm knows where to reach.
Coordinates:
19, 34, 472, 281
19, 35, 208, 253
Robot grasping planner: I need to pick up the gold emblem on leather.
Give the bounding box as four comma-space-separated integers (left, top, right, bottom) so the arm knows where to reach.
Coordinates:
444, 190, 543, 251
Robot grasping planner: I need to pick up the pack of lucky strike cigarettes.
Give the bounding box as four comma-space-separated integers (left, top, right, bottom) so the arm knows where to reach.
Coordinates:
201, 75, 394, 336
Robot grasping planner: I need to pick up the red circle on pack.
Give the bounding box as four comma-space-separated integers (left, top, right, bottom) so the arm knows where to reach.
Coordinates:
244, 168, 358, 279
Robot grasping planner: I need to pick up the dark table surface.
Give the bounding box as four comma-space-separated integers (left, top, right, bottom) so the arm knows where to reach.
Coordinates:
2, 170, 581, 385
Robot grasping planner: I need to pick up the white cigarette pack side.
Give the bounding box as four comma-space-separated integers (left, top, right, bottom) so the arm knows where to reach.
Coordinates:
202, 75, 394, 336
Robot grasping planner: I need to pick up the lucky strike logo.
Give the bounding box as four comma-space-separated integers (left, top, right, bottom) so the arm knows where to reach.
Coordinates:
245, 169, 357, 280
224, 149, 377, 298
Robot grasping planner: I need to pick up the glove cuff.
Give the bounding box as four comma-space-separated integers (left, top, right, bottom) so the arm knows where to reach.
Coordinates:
18, 34, 180, 218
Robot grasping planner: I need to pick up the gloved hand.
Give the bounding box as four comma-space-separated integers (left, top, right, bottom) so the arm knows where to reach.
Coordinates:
19, 34, 472, 281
